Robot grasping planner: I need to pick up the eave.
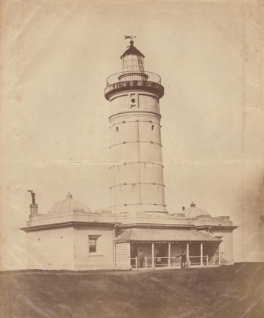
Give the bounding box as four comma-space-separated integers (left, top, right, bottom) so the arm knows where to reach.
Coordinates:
21, 221, 117, 232
195, 225, 238, 231
117, 223, 194, 230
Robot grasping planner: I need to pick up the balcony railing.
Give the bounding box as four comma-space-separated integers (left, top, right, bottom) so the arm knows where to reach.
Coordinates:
106, 71, 161, 87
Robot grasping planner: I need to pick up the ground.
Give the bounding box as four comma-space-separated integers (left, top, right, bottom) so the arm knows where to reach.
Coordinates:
0, 263, 263, 318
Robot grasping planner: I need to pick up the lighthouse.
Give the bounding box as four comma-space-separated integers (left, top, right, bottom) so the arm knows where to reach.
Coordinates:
22, 38, 237, 271
104, 38, 167, 215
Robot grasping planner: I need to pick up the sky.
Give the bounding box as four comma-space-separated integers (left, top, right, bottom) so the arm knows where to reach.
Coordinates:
1, 0, 264, 269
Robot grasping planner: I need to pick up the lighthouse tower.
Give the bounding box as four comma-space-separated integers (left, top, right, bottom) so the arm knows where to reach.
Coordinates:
104, 38, 167, 216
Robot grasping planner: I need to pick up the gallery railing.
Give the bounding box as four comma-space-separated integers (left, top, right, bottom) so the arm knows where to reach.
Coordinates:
105, 71, 161, 87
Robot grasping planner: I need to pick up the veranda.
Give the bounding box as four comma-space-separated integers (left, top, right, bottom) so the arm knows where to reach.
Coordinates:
130, 241, 221, 269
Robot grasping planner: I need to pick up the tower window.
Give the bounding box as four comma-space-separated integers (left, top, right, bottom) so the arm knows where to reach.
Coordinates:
152, 125, 154, 130
88, 235, 100, 253
116, 127, 119, 132
130, 94, 136, 108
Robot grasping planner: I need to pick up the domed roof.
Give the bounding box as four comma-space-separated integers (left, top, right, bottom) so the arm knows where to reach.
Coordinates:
120, 40, 145, 59
48, 193, 91, 215
184, 202, 211, 219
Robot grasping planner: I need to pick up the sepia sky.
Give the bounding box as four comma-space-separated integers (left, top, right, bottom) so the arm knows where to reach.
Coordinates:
1, 0, 264, 269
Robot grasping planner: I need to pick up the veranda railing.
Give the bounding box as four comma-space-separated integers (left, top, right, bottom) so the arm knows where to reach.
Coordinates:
130, 255, 220, 269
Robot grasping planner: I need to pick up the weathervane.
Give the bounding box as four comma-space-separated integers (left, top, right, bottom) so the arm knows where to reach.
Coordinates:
124, 35, 136, 47
124, 35, 136, 40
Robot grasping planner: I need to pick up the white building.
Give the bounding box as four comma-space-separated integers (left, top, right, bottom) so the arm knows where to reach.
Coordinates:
22, 39, 237, 270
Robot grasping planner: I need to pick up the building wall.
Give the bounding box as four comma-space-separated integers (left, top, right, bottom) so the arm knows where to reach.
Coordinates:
130, 243, 152, 259
211, 229, 234, 265
27, 227, 74, 270
170, 243, 184, 267
171, 242, 186, 256
73, 225, 114, 270
203, 243, 219, 263
115, 242, 130, 269
109, 91, 166, 214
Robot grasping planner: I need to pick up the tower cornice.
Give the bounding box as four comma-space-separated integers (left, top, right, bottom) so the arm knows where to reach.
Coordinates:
109, 111, 161, 122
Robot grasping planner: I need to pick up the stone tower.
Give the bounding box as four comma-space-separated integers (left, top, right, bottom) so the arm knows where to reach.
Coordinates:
104, 39, 166, 215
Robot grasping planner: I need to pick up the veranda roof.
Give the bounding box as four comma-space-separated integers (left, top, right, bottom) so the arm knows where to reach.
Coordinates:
115, 228, 220, 243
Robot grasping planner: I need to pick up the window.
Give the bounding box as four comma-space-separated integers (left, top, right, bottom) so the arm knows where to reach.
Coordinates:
152, 125, 154, 130
116, 126, 119, 132
88, 235, 100, 253
130, 93, 136, 108
89, 239, 97, 253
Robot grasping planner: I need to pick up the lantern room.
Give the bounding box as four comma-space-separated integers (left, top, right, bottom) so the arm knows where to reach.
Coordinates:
120, 39, 145, 73
104, 38, 164, 100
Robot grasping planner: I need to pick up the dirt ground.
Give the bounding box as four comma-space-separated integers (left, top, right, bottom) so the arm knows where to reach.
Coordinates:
0, 263, 263, 318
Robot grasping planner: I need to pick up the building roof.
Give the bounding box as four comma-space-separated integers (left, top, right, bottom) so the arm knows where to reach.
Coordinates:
120, 40, 145, 59
115, 228, 220, 243
184, 202, 211, 219
48, 193, 91, 215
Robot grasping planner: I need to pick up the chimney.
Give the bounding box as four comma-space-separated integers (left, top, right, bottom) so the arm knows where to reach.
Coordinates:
28, 190, 38, 217
30, 204, 38, 217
